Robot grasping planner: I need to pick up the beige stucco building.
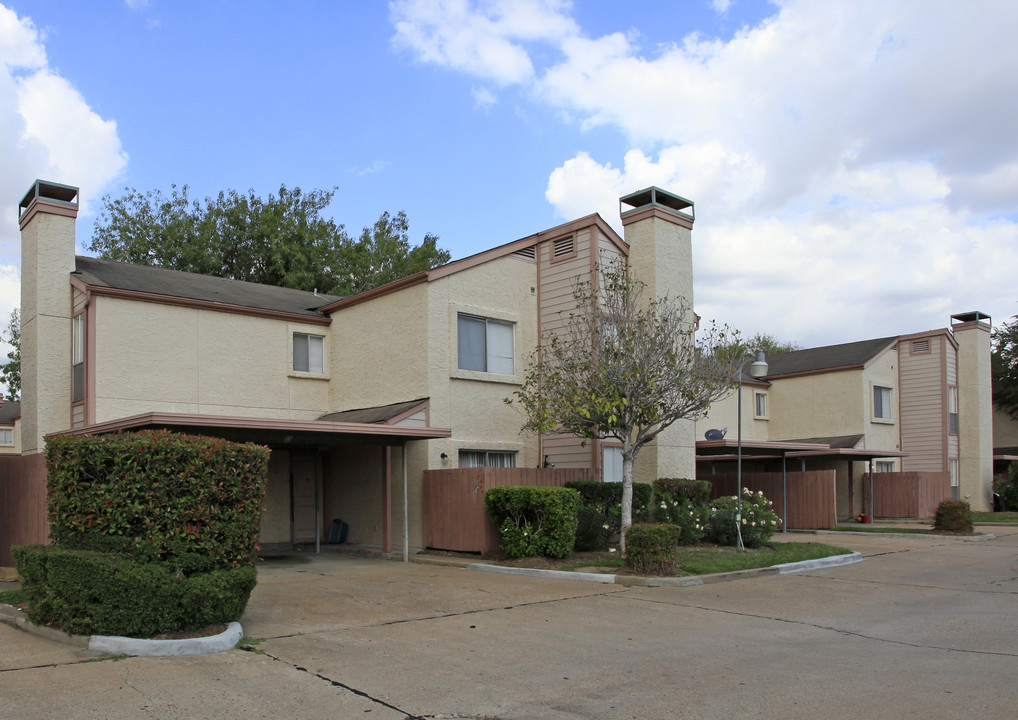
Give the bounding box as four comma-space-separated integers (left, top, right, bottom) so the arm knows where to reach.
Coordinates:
4, 180, 700, 561
697, 314, 998, 515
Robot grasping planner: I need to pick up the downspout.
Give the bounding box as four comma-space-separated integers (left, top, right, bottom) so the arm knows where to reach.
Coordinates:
315, 452, 322, 555
869, 458, 874, 521
403, 441, 409, 563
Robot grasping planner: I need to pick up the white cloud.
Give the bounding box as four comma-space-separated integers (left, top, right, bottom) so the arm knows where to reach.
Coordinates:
393, 0, 1018, 344
353, 160, 393, 176
0, 3, 128, 343
471, 85, 497, 108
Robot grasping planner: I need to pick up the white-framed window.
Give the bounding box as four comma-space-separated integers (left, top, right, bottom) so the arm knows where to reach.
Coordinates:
948, 386, 959, 434
754, 392, 768, 419
459, 450, 517, 468
603, 445, 623, 483
873, 385, 892, 420
949, 458, 960, 499
457, 314, 514, 375
875, 461, 895, 473
0, 427, 12, 446
293, 333, 325, 374
72, 313, 84, 403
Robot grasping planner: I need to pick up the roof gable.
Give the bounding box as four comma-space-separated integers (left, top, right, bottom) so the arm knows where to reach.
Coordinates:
763, 336, 897, 378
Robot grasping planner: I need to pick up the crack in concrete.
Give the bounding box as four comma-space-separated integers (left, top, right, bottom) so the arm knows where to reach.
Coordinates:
619, 593, 1018, 658
241, 645, 427, 719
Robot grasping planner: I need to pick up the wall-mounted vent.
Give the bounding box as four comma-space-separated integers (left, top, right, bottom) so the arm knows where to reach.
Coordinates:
553, 236, 575, 258
911, 339, 930, 354
512, 246, 536, 260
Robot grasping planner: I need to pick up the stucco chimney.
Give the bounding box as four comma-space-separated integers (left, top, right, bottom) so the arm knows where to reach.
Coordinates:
18, 180, 78, 454
619, 187, 697, 482
951, 311, 993, 511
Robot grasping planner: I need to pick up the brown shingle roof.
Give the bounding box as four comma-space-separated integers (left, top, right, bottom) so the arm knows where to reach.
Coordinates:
74, 256, 342, 318
762, 337, 897, 378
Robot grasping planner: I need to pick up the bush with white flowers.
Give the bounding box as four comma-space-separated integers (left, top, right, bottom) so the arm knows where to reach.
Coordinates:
706, 488, 781, 548
653, 492, 710, 545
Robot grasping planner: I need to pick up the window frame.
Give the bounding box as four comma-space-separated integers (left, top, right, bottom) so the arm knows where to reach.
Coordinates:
292, 331, 326, 375
874, 461, 895, 473
71, 313, 85, 403
948, 386, 959, 435
753, 391, 768, 420
872, 385, 893, 422
458, 450, 518, 468
456, 313, 515, 376
0, 427, 12, 446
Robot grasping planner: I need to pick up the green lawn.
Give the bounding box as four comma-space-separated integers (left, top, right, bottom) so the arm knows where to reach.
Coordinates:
553, 541, 852, 576
973, 512, 1018, 523
675, 542, 852, 575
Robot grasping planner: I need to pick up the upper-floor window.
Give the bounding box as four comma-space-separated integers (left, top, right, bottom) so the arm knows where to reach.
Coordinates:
0, 427, 12, 446
948, 386, 959, 434
293, 333, 324, 373
873, 385, 892, 420
457, 314, 514, 375
71, 313, 84, 403
754, 392, 768, 419
459, 450, 517, 468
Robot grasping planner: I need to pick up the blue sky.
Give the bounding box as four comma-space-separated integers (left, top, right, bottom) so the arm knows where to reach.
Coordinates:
2, 0, 1017, 355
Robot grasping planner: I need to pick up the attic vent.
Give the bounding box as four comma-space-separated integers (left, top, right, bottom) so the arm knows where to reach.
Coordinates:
553, 236, 575, 258
512, 246, 536, 260
912, 339, 930, 354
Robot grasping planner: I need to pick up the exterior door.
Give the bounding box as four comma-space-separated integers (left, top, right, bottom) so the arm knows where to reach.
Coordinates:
291, 454, 318, 543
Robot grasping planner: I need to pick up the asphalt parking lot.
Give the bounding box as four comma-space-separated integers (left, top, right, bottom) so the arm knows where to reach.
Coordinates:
2, 530, 1017, 719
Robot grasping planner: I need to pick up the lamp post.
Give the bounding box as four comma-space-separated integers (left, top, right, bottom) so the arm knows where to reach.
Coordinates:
736, 351, 769, 551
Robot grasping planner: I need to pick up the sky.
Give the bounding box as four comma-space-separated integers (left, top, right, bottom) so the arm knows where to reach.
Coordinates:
1, 0, 1016, 360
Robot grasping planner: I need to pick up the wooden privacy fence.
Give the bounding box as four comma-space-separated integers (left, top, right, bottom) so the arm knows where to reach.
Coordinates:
705, 471, 838, 530
0, 453, 49, 566
864, 471, 950, 519
423, 467, 594, 555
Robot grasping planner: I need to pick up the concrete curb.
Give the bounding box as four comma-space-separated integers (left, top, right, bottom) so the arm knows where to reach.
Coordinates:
89, 622, 244, 657
815, 530, 997, 542
467, 550, 865, 586
0, 604, 243, 657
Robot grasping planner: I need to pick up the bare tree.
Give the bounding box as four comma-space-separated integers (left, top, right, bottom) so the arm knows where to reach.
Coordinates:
509, 258, 741, 553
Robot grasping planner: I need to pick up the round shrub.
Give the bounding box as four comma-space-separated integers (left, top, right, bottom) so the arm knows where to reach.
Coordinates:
933, 499, 974, 534
624, 523, 681, 575
707, 488, 781, 548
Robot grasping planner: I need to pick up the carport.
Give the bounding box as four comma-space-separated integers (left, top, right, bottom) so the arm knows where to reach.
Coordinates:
51, 410, 451, 561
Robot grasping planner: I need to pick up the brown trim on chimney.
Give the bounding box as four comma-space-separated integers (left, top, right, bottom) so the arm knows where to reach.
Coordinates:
85, 293, 96, 425
940, 333, 949, 473
84, 285, 332, 325
620, 204, 694, 230
18, 198, 79, 230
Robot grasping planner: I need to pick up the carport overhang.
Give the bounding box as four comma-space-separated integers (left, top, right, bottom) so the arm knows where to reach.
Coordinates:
696, 439, 908, 529
49, 412, 452, 561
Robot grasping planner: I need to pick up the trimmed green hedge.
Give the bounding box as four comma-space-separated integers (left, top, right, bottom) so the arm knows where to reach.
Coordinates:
653, 478, 711, 505
13, 545, 256, 637
485, 486, 580, 558
933, 500, 974, 534
564, 480, 652, 550
624, 523, 681, 575
46, 430, 270, 567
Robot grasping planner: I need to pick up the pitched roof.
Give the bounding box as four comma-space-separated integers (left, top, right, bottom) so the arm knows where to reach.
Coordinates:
762, 337, 897, 378
318, 398, 428, 424
0, 400, 20, 423
784, 434, 865, 449
74, 256, 341, 318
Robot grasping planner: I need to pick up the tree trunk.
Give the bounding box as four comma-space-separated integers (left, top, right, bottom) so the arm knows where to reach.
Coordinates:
620, 452, 634, 555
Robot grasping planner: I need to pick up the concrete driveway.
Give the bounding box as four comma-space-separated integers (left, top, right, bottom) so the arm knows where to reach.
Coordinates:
2, 530, 1017, 719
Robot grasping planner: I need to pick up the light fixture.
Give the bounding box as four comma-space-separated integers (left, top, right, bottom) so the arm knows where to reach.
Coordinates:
737, 351, 768, 551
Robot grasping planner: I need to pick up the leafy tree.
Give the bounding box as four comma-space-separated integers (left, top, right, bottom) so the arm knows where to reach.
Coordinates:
340, 211, 450, 295
992, 315, 1018, 420
0, 307, 19, 401
88, 185, 450, 296
716, 331, 801, 359
509, 259, 741, 553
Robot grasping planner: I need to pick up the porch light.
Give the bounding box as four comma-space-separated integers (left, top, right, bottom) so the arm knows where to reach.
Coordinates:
737, 351, 768, 551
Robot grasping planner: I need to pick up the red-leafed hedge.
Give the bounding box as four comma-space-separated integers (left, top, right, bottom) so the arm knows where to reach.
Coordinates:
45, 430, 270, 568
